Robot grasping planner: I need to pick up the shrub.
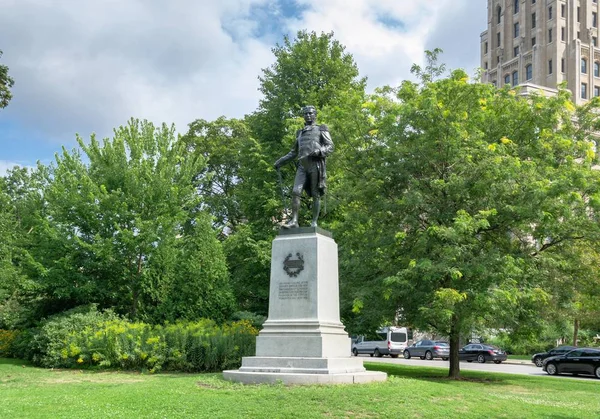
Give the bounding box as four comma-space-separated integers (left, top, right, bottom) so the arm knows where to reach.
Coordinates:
486, 334, 554, 355
9, 327, 37, 360
28, 304, 119, 367
18, 306, 259, 373
575, 329, 600, 347
0, 329, 19, 356
231, 311, 266, 329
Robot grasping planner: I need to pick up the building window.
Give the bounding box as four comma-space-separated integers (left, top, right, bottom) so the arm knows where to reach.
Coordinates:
526, 64, 533, 80
578, 31, 581, 40
485, 62, 489, 69
595, 86, 600, 97
497, 32, 501, 48
532, 0, 536, 4
485, 42, 488, 54
514, 46, 520, 57
561, 58, 565, 73
594, 12, 598, 28
504, 74, 511, 85
532, 12, 536, 28
595, 62, 599, 77
561, 4, 565, 17
497, 56, 501, 64
549, 28, 553, 43
594, 37, 598, 47
561, 27, 565, 41
549, 59, 553, 74
512, 71, 519, 86
549, 6, 553, 19
497, 6, 502, 24
492, 80, 497, 87
532, 36, 536, 46
582, 58, 588, 74
578, 7, 580, 23
582, 83, 588, 99
514, 22, 520, 38
514, 0, 519, 13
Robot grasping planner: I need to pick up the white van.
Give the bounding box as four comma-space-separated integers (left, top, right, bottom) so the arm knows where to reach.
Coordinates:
351, 326, 411, 358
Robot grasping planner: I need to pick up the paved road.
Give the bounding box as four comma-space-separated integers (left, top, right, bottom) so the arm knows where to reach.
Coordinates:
360, 355, 600, 382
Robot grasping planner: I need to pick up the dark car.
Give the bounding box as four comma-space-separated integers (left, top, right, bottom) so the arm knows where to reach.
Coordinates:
403, 340, 449, 360
531, 346, 576, 367
542, 348, 600, 378
459, 343, 507, 364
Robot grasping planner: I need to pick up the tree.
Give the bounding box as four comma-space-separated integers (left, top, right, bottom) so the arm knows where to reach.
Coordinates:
0, 167, 47, 328
0, 49, 14, 109
31, 119, 234, 322
246, 30, 368, 230
181, 117, 251, 234
0, 179, 27, 328
180, 117, 278, 315
336, 50, 600, 378
182, 32, 368, 316
535, 241, 600, 346
249, 30, 366, 150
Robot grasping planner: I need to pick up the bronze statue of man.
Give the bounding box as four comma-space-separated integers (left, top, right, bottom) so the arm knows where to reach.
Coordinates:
275, 106, 334, 228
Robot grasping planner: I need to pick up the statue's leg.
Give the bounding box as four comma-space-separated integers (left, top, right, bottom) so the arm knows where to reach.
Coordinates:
309, 165, 320, 227
283, 169, 304, 229
283, 195, 300, 228
311, 196, 320, 227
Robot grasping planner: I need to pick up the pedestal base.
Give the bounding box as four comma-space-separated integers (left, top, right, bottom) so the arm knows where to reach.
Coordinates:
222, 369, 387, 385
255, 320, 351, 357
223, 229, 387, 385
223, 356, 386, 384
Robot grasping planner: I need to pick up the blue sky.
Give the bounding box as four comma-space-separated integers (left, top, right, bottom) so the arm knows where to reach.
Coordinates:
0, 0, 487, 174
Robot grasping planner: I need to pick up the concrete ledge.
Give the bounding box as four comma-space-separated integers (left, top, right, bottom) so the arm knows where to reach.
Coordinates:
278, 227, 333, 238
239, 356, 365, 374
222, 369, 387, 385
256, 334, 351, 358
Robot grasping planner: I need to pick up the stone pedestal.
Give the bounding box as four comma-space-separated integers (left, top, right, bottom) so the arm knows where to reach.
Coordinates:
223, 228, 386, 385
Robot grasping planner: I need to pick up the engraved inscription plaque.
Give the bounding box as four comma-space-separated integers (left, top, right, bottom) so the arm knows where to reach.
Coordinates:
278, 281, 309, 300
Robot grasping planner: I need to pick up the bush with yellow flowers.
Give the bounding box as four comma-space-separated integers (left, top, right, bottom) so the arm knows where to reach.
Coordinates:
17, 305, 259, 373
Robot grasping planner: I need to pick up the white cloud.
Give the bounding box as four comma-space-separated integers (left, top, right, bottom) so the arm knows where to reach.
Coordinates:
0, 160, 34, 176
287, 0, 455, 88
0, 0, 484, 162
0, 0, 275, 144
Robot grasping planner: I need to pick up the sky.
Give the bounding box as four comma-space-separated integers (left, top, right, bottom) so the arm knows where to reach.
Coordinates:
0, 0, 487, 174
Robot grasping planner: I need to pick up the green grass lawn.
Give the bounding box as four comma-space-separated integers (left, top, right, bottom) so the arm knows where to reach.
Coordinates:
1, 358, 599, 418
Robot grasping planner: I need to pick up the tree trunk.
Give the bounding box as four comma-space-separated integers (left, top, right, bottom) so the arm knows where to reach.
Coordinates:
573, 318, 579, 347
131, 285, 138, 319
130, 251, 143, 319
448, 314, 461, 379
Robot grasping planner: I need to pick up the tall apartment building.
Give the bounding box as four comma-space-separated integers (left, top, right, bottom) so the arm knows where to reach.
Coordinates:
481, 0, 600, 104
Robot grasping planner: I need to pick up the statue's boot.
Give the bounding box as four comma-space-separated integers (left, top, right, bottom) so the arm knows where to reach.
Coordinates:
283, 196, 300, 229
283, 219, 299, 229
310, 197, 320, 228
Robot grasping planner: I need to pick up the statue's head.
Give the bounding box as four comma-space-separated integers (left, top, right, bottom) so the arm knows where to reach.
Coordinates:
302, 105, 317, 124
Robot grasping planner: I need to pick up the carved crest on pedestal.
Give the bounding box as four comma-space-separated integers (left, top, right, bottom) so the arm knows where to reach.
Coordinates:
283, 252, 304, 277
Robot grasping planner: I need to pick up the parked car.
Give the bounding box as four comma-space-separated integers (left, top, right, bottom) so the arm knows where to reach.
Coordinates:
459, 343, 507, 364
542, 348, 600, 378
403, 340, 449, 360
531, 346, 576, 367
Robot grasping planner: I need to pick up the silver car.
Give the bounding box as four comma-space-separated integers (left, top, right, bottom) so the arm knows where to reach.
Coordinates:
403, 340, 450, 360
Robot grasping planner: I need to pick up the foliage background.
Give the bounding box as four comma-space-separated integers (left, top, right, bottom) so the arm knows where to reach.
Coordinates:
1, 33, 600, 376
